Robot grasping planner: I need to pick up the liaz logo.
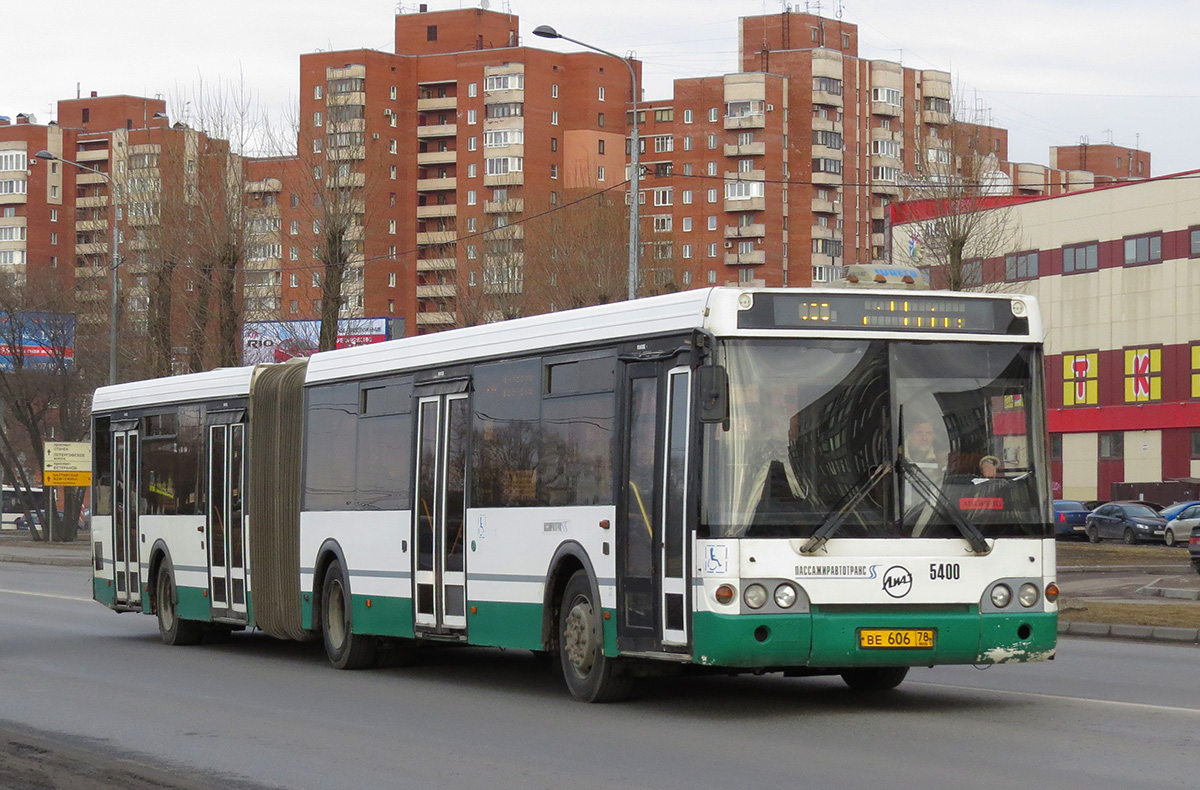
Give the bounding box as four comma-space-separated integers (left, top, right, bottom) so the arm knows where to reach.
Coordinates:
882, 566, 913, 598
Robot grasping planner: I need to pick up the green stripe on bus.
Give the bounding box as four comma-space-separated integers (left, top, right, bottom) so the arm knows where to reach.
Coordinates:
93, 578, 115, 607
176, 586, 212, 622
466, 600, 544, 650
350, 594, 416, 639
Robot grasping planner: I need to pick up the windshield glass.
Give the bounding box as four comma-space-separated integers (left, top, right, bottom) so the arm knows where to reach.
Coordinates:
1124, 505, 1159, 519
700, 339, 1050, 540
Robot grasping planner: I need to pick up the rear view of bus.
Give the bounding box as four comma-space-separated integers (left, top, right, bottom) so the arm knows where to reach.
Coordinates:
690, 290, 1055, 690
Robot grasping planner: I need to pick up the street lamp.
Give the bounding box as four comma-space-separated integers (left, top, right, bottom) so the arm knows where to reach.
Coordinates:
36, 150, 120, 385
533, 24, 641, 301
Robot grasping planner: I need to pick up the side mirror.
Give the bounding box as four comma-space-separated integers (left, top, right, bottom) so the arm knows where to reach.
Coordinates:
696, 365, 728, 423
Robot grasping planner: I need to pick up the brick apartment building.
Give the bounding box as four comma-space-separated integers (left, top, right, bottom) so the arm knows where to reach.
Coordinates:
2, 5, 1152, 368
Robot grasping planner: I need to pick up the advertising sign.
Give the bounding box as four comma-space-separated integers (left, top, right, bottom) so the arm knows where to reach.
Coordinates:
0, 312, 75, 371
242, 318, 394, 365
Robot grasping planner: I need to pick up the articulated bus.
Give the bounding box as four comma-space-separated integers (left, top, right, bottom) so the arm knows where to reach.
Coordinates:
2, 485, 46, 530
90, 288, 1057, 701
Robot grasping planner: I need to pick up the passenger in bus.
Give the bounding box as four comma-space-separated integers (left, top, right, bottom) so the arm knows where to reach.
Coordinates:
905, 418, 944, 476
978, 455, 1000, 479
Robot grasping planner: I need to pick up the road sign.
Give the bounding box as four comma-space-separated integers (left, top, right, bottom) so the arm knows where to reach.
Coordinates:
44, 442, 92, 487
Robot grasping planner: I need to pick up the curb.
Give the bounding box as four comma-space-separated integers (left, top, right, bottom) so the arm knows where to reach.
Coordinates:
1058, 620, 1200, 644
1058, 565, 1189, 573
1135, 583, 1200, 601
0, 553, 91, 568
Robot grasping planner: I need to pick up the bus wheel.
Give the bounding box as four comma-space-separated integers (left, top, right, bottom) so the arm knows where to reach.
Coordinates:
321, 559, 377, 670
840, 666, 909, 691
558, 570, 633, 702
156, 560, 203, 646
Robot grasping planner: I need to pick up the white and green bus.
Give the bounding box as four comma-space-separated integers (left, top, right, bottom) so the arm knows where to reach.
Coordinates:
90, 287, 1057, 701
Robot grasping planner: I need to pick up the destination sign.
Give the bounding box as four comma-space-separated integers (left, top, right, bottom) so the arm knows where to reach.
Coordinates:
737, 293, 1028, 335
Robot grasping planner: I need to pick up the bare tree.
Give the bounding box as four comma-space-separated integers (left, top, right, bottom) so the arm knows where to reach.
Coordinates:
892, 89, 1022, 291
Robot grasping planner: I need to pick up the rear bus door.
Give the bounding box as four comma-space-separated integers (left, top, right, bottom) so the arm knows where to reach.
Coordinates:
206, 416, 249, 622
112, 425, 141, 609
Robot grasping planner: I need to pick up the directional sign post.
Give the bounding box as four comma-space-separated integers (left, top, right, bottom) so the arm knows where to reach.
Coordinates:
44, 442, 92, 543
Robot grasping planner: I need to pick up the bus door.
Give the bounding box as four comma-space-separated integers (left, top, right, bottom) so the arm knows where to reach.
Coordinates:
619, 360, 693, 653
413, 392, 469, 635
112, 425, 141, 608
206, 419, 248, 621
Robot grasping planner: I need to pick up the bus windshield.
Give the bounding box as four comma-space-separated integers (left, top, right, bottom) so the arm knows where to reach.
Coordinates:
701, 339, 1050, 540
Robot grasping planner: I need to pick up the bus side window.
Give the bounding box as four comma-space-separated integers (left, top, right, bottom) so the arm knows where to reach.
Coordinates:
94, 418, 114, 516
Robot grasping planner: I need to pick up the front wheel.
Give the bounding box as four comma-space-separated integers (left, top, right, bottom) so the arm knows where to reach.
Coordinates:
1123, 528, 1137, 545
156, 560, 204, 646
1087, 525, 1100, 544
1165, 528, 1177, 547
321, 559, 377, 670
841, 666, 909, 691
558, 571, 633, 702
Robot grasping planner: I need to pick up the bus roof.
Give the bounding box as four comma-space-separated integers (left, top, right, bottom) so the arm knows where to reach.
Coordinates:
93, 365, 256, 414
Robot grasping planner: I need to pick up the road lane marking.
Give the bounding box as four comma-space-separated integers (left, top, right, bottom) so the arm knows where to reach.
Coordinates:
0, 588, 93, 603
911, 680, 1200, 716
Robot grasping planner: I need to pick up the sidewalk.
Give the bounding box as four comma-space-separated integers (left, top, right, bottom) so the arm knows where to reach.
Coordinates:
0, 531, 92, 567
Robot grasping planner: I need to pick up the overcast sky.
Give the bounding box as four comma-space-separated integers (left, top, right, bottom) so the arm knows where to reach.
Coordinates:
5, 1, 1197, 174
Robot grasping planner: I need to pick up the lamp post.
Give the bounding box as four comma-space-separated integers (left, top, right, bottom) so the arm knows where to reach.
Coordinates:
36, 150, 120, 385
532, 25, 640, 301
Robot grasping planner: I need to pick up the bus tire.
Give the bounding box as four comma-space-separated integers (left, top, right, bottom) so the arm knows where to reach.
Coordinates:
840, 666, 909, 691
558, 570, 633, 702
156, 560, 203, 646
321, 559, 377, 670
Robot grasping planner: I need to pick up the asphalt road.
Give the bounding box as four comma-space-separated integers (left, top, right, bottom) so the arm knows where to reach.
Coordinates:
2, 564, 1198, 790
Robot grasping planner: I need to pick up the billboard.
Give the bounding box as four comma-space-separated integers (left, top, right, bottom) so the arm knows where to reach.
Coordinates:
0, 312, 75, 371
242, 318, 397, 365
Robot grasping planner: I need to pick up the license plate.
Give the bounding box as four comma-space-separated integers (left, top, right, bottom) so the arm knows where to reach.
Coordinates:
858, 628, 936, 649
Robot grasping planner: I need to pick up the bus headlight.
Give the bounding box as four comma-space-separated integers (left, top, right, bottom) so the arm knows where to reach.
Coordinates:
774, 583, 798, 609
990, 584, 1012, 608
1018, 583, 1040, 608
743, 583, 768, 609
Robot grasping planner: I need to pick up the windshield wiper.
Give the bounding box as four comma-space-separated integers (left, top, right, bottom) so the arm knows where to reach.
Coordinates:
900, 458, 990, 554
800, 462, 892, 554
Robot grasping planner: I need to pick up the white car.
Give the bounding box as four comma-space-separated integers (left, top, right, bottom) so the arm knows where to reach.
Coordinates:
1169, 504, 1200, 547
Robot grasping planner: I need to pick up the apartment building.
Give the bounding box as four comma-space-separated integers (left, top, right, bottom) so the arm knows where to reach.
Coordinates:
0, 113, 71, 296
892, 172, 1200, 500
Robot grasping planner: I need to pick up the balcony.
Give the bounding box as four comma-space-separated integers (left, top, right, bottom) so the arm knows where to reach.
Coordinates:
923, 109, 951, 126
811, 225, 837, 240
484, 226, 524, 242
870, 206, 887, 220
329, 119, 366, 134
74, 220, 107, 232
811, 197, 841, 214
76, 149, 109, 162
417, 257, 457, 271
416, 283, 456, 298
484, 172, 524, 187
77, 172, 110, 185
485, 198, 523, 213
328, 146, 366, 161
416, 204, 457, 218
417, 230, 457, 245
416, 311, 456, 326
724, 113, 765, 130
417, 96, 457, 112
417, 151, 457, 166
871, 101, 901, 118
811, 252, 838, 267
725, 169, 765, 182
723, 196, 765, 213
416, 176, 457, 192
724, 250, 765, 265
75, 242, 109, 256
76, 196, 109, 208
812, 89, 843, 107
811, 171, 842, 186
327, 92, 366, 106
724, 142, 766, 157
871, 181, 902, 197
417, 123, 457, 138
811, 144, 843, 161
811, 117, 840, 133
871, 232, 886, 247
724, 224, 765, 239
326, 173, 365, 189
245, 178, 282, 193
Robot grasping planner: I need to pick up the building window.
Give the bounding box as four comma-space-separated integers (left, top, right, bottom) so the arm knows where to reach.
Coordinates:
1190, 226, 1200, 257
390, 165, 397, 179
708, 108, 718, 122
1192, 343, 1200, 399
683, 109, 693, 124
551, 110, 559, 125
682, 217, 692, 231
725, 181, 764, 201
707, 216, 717, 231
1005, 251, 1039, 281
707, 188, 717, 203
314, 111, 322, 127
707, 134, 717, 150
707, 243, 718, 258
50, 209, 58, 222
468, 163, 476, 178
682, 244, 692, 259
1062, 352, 1099, 406
550, 164, 558, 179
597, 166, 605, 181
467, 190, 477, 205
597, 113, 605, 127
1099, 432, 1124, 460
598, 139, 605, 155
427, 25, 438, 41
1063, 242, 1099, 273
871, 87, 902, 106
551, 84, 558, 98
290, 247, 299, 261
388, 272, 396, 288
1124, 232, 1162, 265
652, 188, 672, 206
598, 86, 605, 101
314, 85, 323, 100
682, 190, 693, 205
813, 76, 843, 95
653, 215, 672, 232
1123, 346, 1162, 402
389, 246, 398, 259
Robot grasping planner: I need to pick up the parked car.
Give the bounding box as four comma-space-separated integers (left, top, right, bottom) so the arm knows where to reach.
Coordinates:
1190, 524, 1200, 575
13, 510, 68, 530
1053, 500, 1091, 540
1158, 500, 1200, 522
1084, 501, 1168, 544
1171, 504, 1200, 548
